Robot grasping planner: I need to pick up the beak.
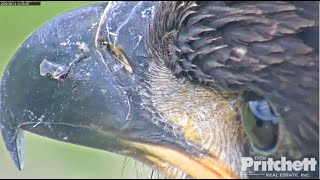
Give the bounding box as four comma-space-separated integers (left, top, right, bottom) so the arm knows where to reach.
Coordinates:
0, 2, 239, 178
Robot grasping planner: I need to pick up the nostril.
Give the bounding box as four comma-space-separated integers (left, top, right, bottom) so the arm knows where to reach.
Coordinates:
39, 55, 89, 81
39, 59, 70, 80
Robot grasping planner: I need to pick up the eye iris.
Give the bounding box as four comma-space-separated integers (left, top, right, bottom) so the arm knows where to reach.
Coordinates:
242, 100, 279, 151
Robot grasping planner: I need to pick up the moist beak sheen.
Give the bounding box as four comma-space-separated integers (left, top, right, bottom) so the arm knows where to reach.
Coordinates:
0, 2, 239, 178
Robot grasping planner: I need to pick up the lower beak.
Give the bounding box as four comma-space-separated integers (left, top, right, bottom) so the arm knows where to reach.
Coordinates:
0, 2, 239, 178
124, 141, 239, 178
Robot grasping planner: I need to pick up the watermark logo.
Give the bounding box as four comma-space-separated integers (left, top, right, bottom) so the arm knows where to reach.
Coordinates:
241, 156, 318, 178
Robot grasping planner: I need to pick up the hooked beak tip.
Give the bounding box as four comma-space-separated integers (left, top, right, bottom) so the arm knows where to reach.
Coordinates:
1, 127, 24, 170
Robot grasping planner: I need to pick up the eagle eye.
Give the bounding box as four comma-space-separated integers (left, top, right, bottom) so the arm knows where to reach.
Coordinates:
242, 99, 279, 152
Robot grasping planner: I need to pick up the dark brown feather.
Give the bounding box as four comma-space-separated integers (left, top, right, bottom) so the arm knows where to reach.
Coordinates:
148, 1, 319, 158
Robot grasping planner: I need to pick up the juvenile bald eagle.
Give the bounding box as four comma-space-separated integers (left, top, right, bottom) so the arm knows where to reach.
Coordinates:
0, 1, 319, 178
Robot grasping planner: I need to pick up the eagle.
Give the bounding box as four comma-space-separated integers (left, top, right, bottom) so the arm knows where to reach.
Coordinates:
0, 1, 319, 178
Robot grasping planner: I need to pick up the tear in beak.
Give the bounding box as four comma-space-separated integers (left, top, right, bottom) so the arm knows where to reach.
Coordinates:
0, 2, 239, 178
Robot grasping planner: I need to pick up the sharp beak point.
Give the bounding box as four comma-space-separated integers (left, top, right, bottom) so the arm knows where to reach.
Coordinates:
0, 127, 24, 170
0, 2, 110, 171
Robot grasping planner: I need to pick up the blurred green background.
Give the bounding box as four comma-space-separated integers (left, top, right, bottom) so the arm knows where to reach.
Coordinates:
0, 1, 153, 178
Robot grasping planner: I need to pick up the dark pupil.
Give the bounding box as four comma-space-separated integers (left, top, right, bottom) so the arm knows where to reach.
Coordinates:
255, 119, 263, 128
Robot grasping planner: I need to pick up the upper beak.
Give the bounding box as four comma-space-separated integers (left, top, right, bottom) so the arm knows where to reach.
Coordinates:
0, 2, 239, 178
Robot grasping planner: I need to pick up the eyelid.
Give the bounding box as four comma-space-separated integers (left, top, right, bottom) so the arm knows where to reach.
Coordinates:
248, 100, 279, 124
